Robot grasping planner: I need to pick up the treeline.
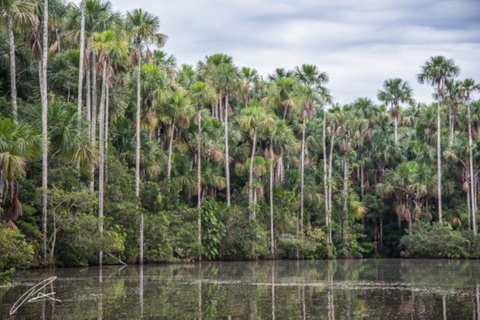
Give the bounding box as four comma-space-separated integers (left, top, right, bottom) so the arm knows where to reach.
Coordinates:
1, 0, 480, 272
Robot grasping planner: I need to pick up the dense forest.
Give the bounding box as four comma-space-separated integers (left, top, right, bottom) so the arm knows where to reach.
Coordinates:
1, 0, 480, 274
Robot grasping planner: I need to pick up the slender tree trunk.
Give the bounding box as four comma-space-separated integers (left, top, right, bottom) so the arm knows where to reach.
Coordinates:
197, 107, 202, 261
8, 15, 17, 124
77, 0, 86, 123
98, 61, 107, 266
225, 91, 231, 207
394, 115, 398, 145
167, 120, 175, 179
328, 128, 334, 244
136, 51, 143, 264
269, 145, 275, 258
86, 51, 91, 140
437, 88, 443, 222
299, 120, 305, 237
105, 84, 109, 181
342, 153, 349, 244
468, 101, 477, 234
323, 115, 330, 244
248, 127, 257, 222
90, 53, 97, 192
41, 0, 49, 264
448, 107, 455, 146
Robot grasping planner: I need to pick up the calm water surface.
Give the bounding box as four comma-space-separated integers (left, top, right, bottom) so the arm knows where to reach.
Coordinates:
1, 259, 480, 319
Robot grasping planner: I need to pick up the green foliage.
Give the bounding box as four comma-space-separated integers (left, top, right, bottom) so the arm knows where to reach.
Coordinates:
201, 199, 226, 260
400, 222, 470, 259
0, 225, 34, 280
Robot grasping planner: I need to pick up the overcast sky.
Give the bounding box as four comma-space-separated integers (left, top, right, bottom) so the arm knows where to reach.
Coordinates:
80, 0, 480, 104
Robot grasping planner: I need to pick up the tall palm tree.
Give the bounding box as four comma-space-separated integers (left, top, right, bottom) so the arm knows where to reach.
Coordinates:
90, 29, 127, 266
443, 79, 462, 146
126, 8, 167, 265
188, 81, 215, 260
460, 78, 480, 234
417, 56, 460, 222
377, 78, 414, 145
0, 0, 38, 124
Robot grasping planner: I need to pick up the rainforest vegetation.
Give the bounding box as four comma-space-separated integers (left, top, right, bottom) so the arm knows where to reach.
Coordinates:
1, 0, 480, 274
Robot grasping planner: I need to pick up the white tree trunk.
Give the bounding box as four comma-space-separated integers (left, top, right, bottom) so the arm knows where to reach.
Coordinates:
225, 92, 231, 207
86, 52, 91, 140
299, 120, 305, 236
98, 61, 107, 266
248, 128, 257, 222
167, 120, 175, 179
437, 97, 443, 222
77, 0, 86, 123
90, 53, 97, 192
468, 101, 477, 234
197, 107, 202, 261
394, 115, 398, 145
269, 153, 274, 257
323, 114, 330, 244
105, 84, 109, 180
135, 53, 143, 264
8, 15, 17, 124
41, 0, 49, 264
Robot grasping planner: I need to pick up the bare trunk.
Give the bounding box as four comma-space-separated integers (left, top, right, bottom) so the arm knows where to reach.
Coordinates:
468, 101, 477, 234
86, 52, 91, 140
437, 96, 442, 222
225, 92, 231, 207
394, 115, 398, 145
41, 0, 49, 264
167, 120, 175, 179
8, 16, 17, 124
90, 53, 97, 192
105, 84, 109, 180
323, 115, 330, 244
328, 127, 334, 244
248, 128, 257, 222
98, 61, 107, 266
342, 153, 349, 244
77, 0, 86, 123
197, 107, 202, 261
136, 49, 142, 264
299, 120, 305, 237
270, 149, 274, 258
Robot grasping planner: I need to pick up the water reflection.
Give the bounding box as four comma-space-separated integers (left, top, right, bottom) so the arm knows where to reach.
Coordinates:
3, 260, 480, 318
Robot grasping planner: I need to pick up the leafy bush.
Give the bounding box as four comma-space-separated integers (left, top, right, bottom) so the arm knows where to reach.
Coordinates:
0, 225, 34, 282
400, 222, 470, 258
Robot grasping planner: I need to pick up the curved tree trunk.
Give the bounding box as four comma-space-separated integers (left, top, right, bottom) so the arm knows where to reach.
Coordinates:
77, 0, 86, 123
41, 0, 49, 264
225, 91, 231, 207
98, 61, 107, 266
8, 15, 17, 124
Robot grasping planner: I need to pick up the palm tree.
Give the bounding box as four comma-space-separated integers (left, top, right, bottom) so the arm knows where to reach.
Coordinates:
0, 0, 38, 124
460, 78, 480, 234
188, 81, 215, 260
443, 79, 462, 146
239, 67, 258, 107
0, 119, 41, 226
126, 8, 167, 265
90, 29, 127, 266
377, 78, 414, 145
417, 56, 460, 222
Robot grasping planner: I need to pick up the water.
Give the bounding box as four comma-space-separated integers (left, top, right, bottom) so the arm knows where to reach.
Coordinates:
1, 259, 480, 319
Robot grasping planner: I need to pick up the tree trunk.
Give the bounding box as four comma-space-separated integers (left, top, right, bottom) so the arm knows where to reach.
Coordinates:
197, 107, 202, 261
77, 0, 86, 123
394, 115, 398, 145
342, 153, 349, 244
323, 114, 330, 244
328, 127, 335, 244
437, 94, 443, 222
225, 91, 231, 207
8, 15, 17, 124
269, 144, 275, 258
299, 120, 305, 237
41, 0, 49, 264
90, 52, 97, 192
135, 48, 143, 264
248, 127, 258, 222
448, 107, 455, 146
468, 101, 477, 234
167, 120, 175, 179
105, 84, 109, 181
86, 51, 91, 140
98, 61, 107, 266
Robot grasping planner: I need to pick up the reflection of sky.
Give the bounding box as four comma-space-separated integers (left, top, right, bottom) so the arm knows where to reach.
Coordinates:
76, 0, 480, 104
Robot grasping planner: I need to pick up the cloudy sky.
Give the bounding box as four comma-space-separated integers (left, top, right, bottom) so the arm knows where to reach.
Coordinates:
84, 0, 480, 104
